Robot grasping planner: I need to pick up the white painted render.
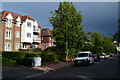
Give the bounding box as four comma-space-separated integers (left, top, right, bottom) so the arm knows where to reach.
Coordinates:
6, 13, 13, 19
16, 17, 21, 22
21, 18, 33, 43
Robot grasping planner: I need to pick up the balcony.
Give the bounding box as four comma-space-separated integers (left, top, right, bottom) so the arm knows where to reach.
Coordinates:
33, 37, 41, 43
33, 28, 40, 33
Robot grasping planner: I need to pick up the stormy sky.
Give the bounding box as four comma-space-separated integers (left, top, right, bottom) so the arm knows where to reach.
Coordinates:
2, 2, 118, 37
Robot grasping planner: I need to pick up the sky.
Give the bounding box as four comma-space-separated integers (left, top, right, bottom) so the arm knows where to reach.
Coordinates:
2, 2, 118, 37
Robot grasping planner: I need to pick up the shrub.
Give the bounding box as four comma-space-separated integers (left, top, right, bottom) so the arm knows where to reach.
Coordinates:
2, 51, 25, 61
25, 52, 41, 57
19, 57, 32, 66
2, 58, 16, 65
56, 54, 66, 61
40, 51, 57, 62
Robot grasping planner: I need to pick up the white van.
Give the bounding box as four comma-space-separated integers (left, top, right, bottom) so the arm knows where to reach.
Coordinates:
74, 51, 94, 65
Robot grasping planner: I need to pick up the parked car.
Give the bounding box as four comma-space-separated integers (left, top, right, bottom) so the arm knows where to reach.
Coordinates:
118, 54, 120, 58
93, 54, 100, 62
99, 54, 107, 59
74, 51, 94, 65
105, 54, 111, 58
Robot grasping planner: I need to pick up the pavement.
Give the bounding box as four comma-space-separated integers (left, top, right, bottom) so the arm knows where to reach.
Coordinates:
30, 56, 119, 79
2, 61, 74, 79
32, 61, 74, 73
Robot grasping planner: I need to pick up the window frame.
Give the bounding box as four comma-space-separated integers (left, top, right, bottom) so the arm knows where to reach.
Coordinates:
5, 30, 12, 40
5, 42, 11, 51
27, 33, 31, 38
6, 19, 12, 27
27, 22, 31, 27
16, 31, 20, 38
15, 43, 20, 49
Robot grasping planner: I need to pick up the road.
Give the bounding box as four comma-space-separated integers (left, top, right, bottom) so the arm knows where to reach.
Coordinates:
32, 55, 119, 79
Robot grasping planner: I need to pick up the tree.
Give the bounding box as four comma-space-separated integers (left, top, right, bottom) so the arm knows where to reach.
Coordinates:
102, 36, 115, 53
50, 2, 84, 60
90, 33, 103, 54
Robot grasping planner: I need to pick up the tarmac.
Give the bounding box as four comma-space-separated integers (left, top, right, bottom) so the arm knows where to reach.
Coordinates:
32, 61, 74, 73
2, 61, 74, 79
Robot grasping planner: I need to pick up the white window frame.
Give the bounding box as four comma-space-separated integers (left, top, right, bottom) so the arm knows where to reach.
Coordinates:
5, 42, 11, 51
16, 31, 20, 38
27, 22, 31, 27
27, 33, 31, 38
15, 43, 19, 49
49, 43, 51, 47
49, 37, 51, 40
42, 37, 44, 40
43, 31, 46, 32
6, 19, 12, 27
5, 30, 12, 40
23, 44, 27, 49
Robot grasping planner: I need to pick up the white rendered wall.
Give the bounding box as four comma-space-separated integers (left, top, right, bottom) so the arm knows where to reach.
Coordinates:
21, 19, 33, 43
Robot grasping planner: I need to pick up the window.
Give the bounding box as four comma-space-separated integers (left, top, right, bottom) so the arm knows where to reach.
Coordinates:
16, 31, 20, 38
43, 31, 46, 32
27, 22, 31, 27
15, 43, 19, 49
23, 44, 27, 49
5, 43, 11, 51
6, 19, 12, 27
49, 43, 51, 47
27, 33, 31, 38
6, 30, 11, 39
42, 37, 44, 40
49, 37, 51, 40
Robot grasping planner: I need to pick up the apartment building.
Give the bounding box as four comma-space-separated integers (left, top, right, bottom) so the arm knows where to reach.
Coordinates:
41, 29, 53, 50
0, 10, 41, 51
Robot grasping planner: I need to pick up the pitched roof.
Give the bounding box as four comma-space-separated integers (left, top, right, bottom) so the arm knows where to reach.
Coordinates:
1, 10, 32, 21
1, 10, 41, 28
41, 28, 52, 36
38, 25, 41, 28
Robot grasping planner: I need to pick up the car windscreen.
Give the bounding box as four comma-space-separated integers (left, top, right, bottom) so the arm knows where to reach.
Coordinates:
78, 53, 88, 57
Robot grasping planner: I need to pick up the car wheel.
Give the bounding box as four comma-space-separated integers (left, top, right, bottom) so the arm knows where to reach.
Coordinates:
92, 61, 94, 64
86, 60, 90, 65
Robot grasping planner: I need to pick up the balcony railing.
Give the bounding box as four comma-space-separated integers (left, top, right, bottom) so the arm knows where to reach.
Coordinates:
33, 28, 40, 33
33, 37, 41, 43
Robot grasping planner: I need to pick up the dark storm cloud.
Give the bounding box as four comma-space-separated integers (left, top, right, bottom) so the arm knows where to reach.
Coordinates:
2, 2, 118, 36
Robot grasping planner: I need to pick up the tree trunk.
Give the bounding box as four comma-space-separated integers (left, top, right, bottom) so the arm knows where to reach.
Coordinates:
65, 50, 69, 61
65, 41, 69, 61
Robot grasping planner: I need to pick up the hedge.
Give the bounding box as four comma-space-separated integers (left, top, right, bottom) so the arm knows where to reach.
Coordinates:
2, 51, 25, 61
2, 51, 66, 66
2, 58, 16, 65
40, 51, 57, 62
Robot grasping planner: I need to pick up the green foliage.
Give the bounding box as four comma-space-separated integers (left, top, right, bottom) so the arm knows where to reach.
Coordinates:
2, 51, 41, 66
68, 48, 77, 58
40, 51, 57, 62
25, 52, 41, 57
50, 1, 85, 59
90, 33, 103, 54
113, 32, 118, 41
102, 36, 115, 53
2, 58, 16, 65
56, 54, 66, 61
2, 51, 25, 61
19, 57, 33, 66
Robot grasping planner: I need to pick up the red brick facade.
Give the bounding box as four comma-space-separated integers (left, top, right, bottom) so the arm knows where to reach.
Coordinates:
0, 11, 41, 51
41, 29, 52, 50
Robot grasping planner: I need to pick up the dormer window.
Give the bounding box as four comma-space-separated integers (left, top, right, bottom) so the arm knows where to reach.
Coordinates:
16, 21, 21, 26
6, 19, 12, 27
27, 22, 31, 27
